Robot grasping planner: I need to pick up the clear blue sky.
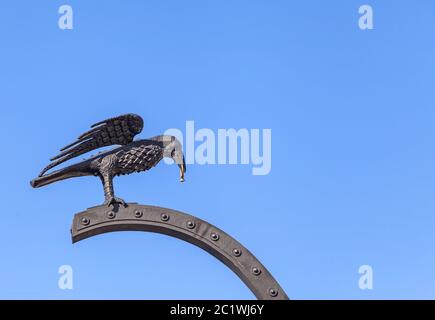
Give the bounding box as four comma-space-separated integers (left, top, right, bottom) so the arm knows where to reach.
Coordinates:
0, 0, 434, 299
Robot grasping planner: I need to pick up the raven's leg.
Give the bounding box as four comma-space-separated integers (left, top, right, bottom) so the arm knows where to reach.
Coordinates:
100, 174, 127, 207
98, 154, 127, 208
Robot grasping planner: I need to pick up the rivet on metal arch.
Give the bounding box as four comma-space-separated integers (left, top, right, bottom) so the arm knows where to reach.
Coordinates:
71, 203, 289, 300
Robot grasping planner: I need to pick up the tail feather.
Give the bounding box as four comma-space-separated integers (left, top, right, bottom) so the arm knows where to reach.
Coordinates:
31, 161, 93, 188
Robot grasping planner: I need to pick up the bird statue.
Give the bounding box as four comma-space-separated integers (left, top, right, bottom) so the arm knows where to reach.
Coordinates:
30, 113, 186, 207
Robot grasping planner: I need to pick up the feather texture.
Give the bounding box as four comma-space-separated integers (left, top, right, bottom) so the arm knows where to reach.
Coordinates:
39, 114, 143, 176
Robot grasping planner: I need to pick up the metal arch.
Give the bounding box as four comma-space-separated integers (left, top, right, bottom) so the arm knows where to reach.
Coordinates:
71, 203, 289, 300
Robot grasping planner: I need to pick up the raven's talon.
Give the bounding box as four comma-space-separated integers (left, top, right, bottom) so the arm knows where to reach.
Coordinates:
104, 197, 128, 208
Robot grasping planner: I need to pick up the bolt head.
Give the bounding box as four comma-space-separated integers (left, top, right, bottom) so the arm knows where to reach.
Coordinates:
81, 217, 90, 225
134, 210, 143, 218
269, 288, 278, 297
252, 267, 262, 276
186, 221, 196, 229
210, 233, 220, 241
106, 211, 116, 219
161, 213, 170, 221
232, 248, 242, 257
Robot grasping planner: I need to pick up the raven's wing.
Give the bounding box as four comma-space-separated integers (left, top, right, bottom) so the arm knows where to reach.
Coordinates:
39, 114, 143, 176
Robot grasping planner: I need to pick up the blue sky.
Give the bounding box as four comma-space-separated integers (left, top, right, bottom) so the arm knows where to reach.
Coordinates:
0, 0, 435, 299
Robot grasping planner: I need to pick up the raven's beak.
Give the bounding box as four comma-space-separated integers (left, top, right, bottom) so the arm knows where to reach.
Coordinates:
179, 163, 185, 183
173, 152, 186, 183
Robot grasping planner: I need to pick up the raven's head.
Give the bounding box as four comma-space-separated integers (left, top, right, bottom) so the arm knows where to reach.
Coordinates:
153, 135, 186, 182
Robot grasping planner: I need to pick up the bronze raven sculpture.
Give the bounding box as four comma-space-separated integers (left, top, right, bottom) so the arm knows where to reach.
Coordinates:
30, 114, 186, 207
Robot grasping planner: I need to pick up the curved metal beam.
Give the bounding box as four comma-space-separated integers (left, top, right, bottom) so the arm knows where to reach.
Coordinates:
71, 203, 289, 300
